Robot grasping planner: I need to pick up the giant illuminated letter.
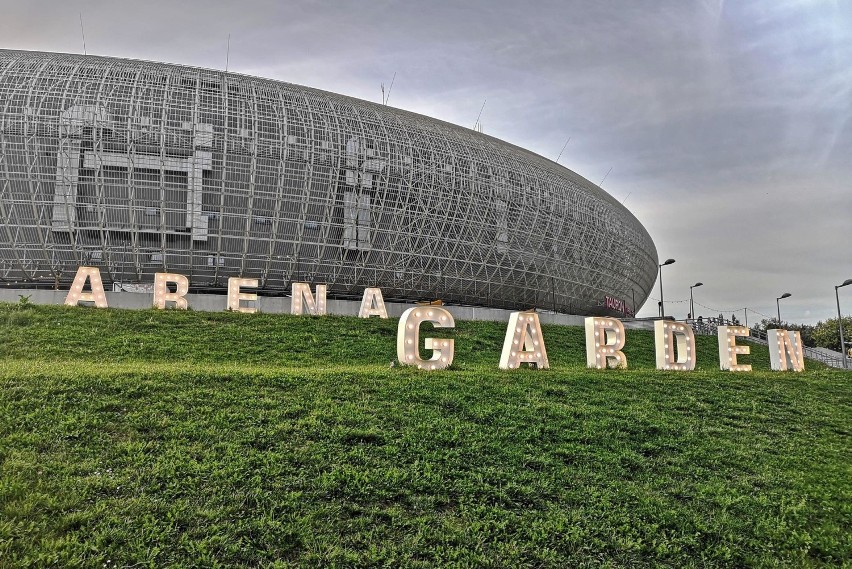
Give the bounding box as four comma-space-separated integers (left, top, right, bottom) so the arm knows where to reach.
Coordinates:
717, 326, 751, 372
767, 329, 805, 371
396, 307, 454, 370
153, 273, 189, 309
585, 317, 627, 369
291, 283, 327, 316
358, 287, 388, 318
499, 312, 549, 369
64, 266, 108, 308
654, 320, 696, 370
227, 277, 258, 313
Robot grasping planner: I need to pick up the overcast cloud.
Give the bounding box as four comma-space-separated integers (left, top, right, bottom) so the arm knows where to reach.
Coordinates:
2, 0, 850, 324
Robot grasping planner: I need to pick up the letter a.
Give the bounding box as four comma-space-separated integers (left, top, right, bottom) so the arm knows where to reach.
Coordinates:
499, 312, 549, 369
64, 266, 108, 308
359, 287, 388, 318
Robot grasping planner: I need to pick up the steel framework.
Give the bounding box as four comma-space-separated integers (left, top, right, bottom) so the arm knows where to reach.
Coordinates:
0, 50, 658, 315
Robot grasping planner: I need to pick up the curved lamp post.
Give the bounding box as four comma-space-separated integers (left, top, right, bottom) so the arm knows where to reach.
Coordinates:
658, 258, 675, 317
689, 282, 703, 320
776, 292, 791, 324
835, 278, 852, 369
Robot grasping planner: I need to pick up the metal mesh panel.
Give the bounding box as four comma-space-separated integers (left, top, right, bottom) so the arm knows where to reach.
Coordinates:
0, 49, 658, 315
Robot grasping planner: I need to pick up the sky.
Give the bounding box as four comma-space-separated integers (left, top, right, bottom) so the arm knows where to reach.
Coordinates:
2, 0, 850, 325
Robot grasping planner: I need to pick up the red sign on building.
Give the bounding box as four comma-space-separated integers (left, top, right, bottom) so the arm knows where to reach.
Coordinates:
605, 295, 634, 317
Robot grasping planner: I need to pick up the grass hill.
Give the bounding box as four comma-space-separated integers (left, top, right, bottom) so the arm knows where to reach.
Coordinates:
1, 302, 849, 567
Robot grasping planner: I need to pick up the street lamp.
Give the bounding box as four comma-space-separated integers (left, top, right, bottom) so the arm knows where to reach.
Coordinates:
776, 292, 791, 324
689, 282, 703, 320
835, 278, 852, 369
658, 258, 675, 317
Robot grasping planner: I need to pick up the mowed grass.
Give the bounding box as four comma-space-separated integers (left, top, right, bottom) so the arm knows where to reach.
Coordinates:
0, 303, 849, 567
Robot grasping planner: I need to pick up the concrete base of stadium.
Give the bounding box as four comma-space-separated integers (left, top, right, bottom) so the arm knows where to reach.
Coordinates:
0, 288, 657, 330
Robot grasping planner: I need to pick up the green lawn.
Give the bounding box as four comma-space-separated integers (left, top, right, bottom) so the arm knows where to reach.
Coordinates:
1, 302, 850, 567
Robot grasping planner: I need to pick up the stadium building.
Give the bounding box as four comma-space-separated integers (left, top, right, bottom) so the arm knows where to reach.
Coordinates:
0, 50, 658, 316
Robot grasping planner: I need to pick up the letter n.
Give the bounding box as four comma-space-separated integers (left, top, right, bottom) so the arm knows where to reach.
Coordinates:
291, 283, 327, 315
768, 329, 805, 371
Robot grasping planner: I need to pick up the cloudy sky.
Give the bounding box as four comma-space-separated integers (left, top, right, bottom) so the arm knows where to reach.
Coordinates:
3, 0, 850, 324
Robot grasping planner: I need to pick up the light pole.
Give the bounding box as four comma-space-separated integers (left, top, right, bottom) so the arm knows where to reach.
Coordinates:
835, 278, 852, 369
689, 282, 703, 320
776, 292, 791, 324
658, 258, 675, 317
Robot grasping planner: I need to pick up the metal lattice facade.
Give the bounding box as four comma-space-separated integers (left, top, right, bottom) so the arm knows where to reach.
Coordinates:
0, 50, 658, 315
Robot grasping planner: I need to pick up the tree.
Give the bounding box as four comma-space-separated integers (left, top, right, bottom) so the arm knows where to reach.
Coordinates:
752, 318, 816, 347
811, 317, 852, 353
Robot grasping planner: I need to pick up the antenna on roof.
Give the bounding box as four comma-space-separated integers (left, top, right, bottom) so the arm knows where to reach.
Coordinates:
225, 34, 231, 72
556, 137, 571, 163
621, 191, 632, 204
599, 166, 613, 186
474, 99, 486, 131
382, 72, 396, 105
79, 13, 87, 56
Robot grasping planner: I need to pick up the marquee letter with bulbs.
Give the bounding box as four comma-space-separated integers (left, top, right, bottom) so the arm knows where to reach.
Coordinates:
767, 329, 805, 371
153, 273, 189, 310
228, 278, 259, 313
291, 283, 327, 316
396, 307, 455, 370
718, 326, 752, 372
64, 266, 108, 308
358, 288, 388, 318
585, 317, 627, 369
499, 311, 549, 369
654, 320, 696, 371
